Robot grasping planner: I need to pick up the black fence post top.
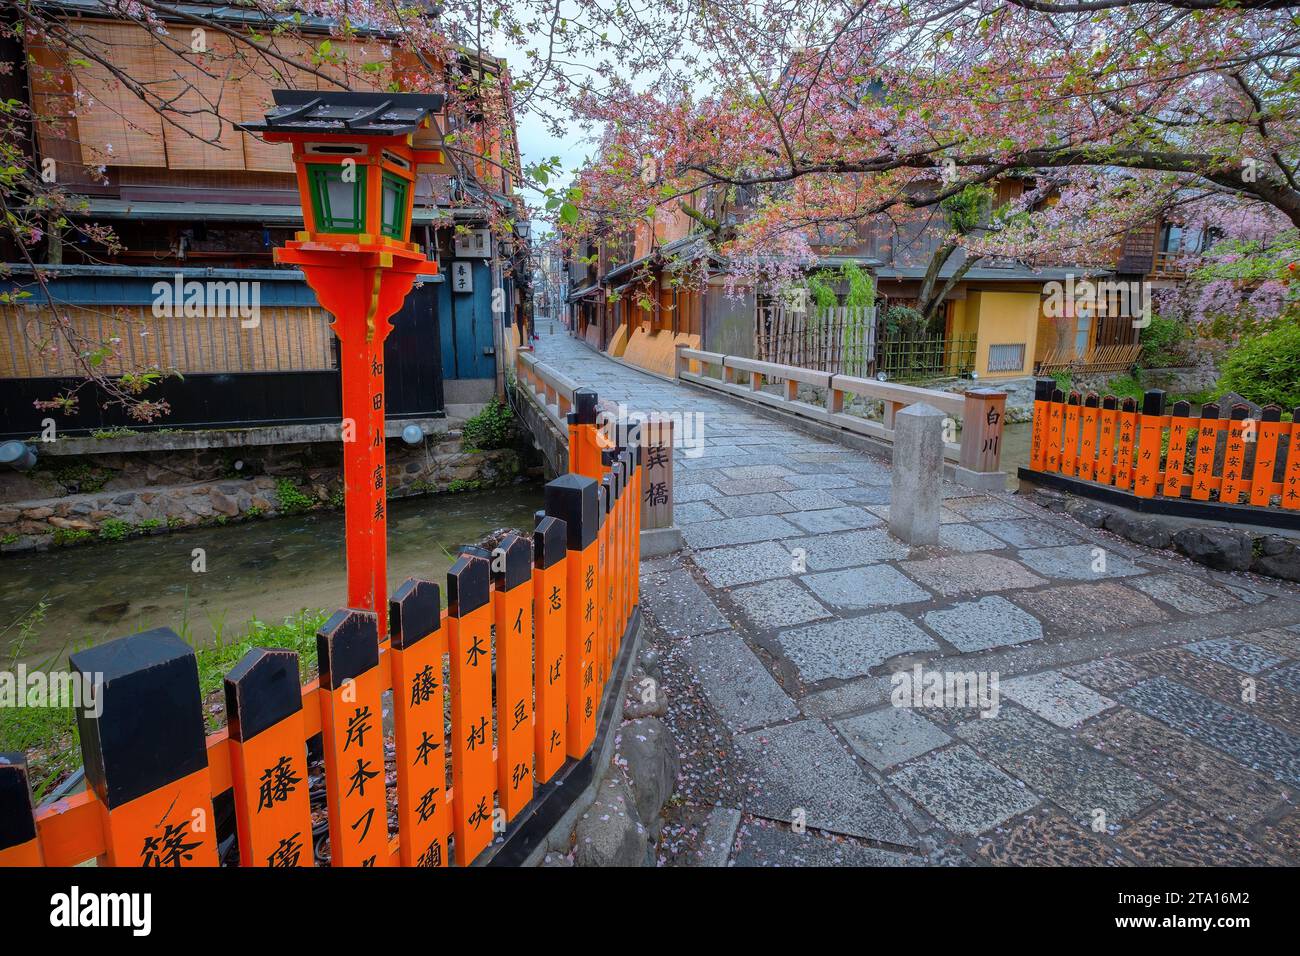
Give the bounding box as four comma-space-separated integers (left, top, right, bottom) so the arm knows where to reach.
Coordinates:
1172, 400, 1191, 417
492, 533, 533, 591
572, 389, 599, 424
389, 578, 442, 650
545, 473, 599, 550
1034, 379, 1055, 402
69, 627, 208, 810
1051, 388, 1065, 403
1142, 389, 1167, 416
1084, 392, 1099, 408
448, 549, 492, 616
1230, 403, 1251, 421
0, 752, 37, 850
317, 609, 380, 691
1261, 404, 1282, 423
534, 514, 567, 569
224, 648, 303, 743
1201, 402, 1221, 419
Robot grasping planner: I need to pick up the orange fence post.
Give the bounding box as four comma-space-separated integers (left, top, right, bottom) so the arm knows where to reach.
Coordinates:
533, 512, 569, 783
0, 754, 43, 866
317, 609, 388, 867
1114, 397, 1138, 490
389, 578, 448, 867
1079, 393, 1099, 481
629, 443, 642, 611
1133, 389, 1165, 498
447, 548, 495, 864
70, 629, 219, 867
1164, 400, 1193, 498
225, 649, 313, 867
1030, 379, 1051, 471
1284, 406, 1300, 510
1220, 404, 1251, 505
1096, 395, 1118, 485
493, 534, 536, 822
1062, 392, 1081, 476
598, 475, 613, 685
1191, 402, 1220, 501
1250, 405, 1285, 507
1045, 388, 1064, 472
546, 473, 600, 758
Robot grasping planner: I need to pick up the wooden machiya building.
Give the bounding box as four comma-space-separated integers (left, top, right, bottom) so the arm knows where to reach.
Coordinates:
0, 1, 528, 438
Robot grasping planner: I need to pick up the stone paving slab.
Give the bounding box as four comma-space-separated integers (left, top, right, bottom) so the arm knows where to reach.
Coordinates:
835, 707, 952, 770
1271, 661, 1300, 695
681, 514, 803, 550
802, 565, 932, 610
1010, 581, 1168, 633
888, 744, 1039, 836
728, 578, 832, 628
1000, 671, 1117, 727
958, 706, 1163, 828
730, 819, 921, 866
1116, 799, 1278, 866
829, 484, 893, 505
899, 553, 1047, 597
976, 518, 1083, 549
1079, 708, 1289, 826
713, 477, 798, 496
673, 501, 725, 524
734, 719, 915, 845
785, 506, 882, 534
1061, 657, 1151, 695
867, 504, 967, 524
641, 568, 731, 637
940, 496, 1026, 520
1127, 646, 1300, 735
777, 489, 849, 512
921, 595, 1043, 652
1128, 572, 1246, 615
681, 630, 800, 732
1121, 677, 1300, 786
782, 528, 911, 570
722, 464, 795, 479
711, 493, 795, 518
781, 473, 860, 490
975, 810, 1130, 866
778, 612, 940, 682
1017, 545, 1145, 580
691, 541, 798, 588
674, 483, 719, 504
938, 524, 1010, 553
1184, 636, 1286, 674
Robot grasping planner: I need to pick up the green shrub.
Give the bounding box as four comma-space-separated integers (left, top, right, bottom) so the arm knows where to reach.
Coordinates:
97, 518, 132, 541
52, 528, 92, 546
461, 397, 516, 451
880, 305, 927, 338
274, 478, 315, 514
1139, 315, 1189, 368
1104, 373, 1146, 402
1218, 322, 1300, 411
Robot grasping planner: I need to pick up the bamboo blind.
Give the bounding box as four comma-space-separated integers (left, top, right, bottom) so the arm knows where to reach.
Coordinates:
0, 302, 334, 377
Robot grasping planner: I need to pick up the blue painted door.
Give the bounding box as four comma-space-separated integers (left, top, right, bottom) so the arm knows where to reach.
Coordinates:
438, 259, 497, 380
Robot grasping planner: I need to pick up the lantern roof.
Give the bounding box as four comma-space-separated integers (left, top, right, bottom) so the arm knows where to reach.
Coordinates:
241, 90, 445, 138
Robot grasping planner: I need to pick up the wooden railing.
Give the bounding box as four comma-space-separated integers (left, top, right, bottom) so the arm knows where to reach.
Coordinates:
676, 345, 1007, 487
1036, 343, 1142, 374
1025, 380, 1300, 519
0, 404, 644, 868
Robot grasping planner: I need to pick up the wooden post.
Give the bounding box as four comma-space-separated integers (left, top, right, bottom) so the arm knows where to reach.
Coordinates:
316, 609, 388, 866
494, 534, 535, 821
225, 648, 313, 867
1134, 389, 1165, 498
1030, 379, 1052, 471
388, 577, 447, 867
1220, 404, 1251, 504
1080, 393, 1100, 481
674, 343, 687, 380
1046, 388, 1065, 473
71, 628, 218, 867
1097, 395, 1118, 485
1191, 402, 1220, 501
447, 548, 495, 864
0, 753, 42, 866
959, 388, 1007, 474
545, 474, 600, 757
1250, 405, 1284, 507
1164, 401, 1192, 498
1283, 406, 1300, 510
1114, 397, 1138, 489
1062, 392, 1081, 477
533, 513, 568, 783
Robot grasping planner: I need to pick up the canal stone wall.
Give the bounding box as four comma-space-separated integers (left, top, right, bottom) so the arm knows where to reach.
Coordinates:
0, 428, 523, 552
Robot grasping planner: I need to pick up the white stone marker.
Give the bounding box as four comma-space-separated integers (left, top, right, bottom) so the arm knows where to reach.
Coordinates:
890, 402, 946, 546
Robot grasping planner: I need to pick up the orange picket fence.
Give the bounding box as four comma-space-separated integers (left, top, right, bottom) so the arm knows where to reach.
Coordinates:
1026, 380, 1300, 518
0, 390, 645, 868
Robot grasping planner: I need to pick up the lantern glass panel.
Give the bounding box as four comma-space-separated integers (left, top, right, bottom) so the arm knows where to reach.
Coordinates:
381, 172, 408, 241
307, 163, 367, 232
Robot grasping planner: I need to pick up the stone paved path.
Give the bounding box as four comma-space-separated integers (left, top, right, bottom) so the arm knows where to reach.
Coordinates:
530, 325, 1300, 867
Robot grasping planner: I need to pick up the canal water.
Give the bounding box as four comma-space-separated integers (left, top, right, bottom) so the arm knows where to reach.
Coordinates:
1, 485, 543, 667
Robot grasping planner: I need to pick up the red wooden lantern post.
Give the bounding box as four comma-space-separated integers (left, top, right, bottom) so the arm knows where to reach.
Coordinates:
243, 92, 447, 632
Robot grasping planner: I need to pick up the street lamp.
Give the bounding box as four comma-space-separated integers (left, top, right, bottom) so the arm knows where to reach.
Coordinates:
242, 90, 447, 632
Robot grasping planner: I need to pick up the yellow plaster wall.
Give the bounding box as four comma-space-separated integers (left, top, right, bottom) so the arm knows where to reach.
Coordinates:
607, 323, 629, 357
966, 290, 1041, 378
618, 328, 700, 377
